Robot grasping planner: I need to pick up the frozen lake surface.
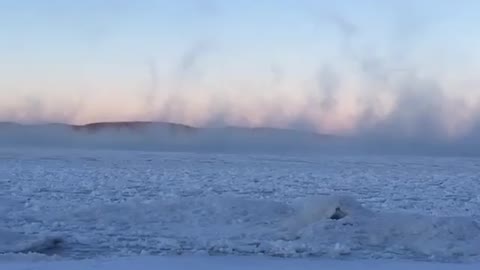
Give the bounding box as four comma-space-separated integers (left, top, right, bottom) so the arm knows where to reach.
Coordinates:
1, 148, 480, 265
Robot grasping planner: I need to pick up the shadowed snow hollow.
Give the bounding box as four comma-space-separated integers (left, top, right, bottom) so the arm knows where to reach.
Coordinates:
0, 229, 63, 255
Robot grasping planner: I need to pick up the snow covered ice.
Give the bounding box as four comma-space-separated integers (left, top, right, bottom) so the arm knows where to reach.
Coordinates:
1, 148, 480, 269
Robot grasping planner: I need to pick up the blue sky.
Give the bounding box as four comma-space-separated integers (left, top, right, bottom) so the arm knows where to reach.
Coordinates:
1, 0, 480, 137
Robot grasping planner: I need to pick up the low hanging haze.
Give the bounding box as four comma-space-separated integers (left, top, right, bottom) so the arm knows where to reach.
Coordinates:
1, 0, 480, 142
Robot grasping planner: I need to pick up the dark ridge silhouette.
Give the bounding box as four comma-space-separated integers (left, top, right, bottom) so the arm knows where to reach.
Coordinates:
71, 121, 197, 135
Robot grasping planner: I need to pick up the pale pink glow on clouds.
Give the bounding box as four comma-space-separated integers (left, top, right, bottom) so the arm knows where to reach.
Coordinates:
0, 75, 360, 133
1, 70, 478, 139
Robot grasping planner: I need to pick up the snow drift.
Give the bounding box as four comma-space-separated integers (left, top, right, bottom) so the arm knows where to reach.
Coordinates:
5, 195, 478, 262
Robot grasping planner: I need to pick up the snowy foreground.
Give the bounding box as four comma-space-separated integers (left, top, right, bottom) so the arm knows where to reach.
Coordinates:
1, 148, 480, 269
3, 255, 480, 270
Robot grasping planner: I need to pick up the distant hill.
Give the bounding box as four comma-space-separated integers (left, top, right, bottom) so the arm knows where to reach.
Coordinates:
0, 121, 339, 153
2, 121, 480, 155
71, 121, 196, 135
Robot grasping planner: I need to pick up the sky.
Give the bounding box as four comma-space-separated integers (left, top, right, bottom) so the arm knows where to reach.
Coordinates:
1, 0, 480, 140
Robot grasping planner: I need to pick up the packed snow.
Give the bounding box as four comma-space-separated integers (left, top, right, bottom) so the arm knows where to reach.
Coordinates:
3, 255, 480, 270
1, 148, 480, 269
